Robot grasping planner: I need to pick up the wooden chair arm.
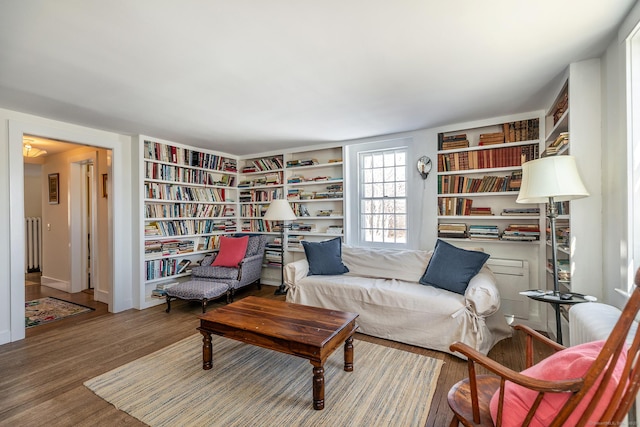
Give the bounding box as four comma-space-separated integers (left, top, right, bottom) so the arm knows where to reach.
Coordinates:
514, 324, 566, 351
450, 341, 583, 393
514, 324, 565, 368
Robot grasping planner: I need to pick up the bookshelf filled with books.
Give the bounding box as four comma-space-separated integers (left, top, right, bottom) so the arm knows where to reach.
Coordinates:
137, 137, 238, 308
538, 60, 602, 343
284, 146, 345, 253
436, 117, 543, 245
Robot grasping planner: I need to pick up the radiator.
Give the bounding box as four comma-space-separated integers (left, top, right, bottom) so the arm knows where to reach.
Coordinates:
486, 258, 530, 320
25, 217, 42, 273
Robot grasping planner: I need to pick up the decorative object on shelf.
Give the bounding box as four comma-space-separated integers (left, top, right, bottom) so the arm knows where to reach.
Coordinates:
516, 155, 588, 343
263, 199, 297, 295
48, 173, 59, 205
416, 156, 432, 180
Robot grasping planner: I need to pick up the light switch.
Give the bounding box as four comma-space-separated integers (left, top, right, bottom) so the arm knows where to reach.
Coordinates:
47, 223, 51, 231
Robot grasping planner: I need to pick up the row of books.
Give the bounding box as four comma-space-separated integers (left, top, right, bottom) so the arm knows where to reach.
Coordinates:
144, 183, 228, 202
239, 188, 283, 203
144, 141, 237, 172
548, 259, 571, 281
437, 197, 490, 216
240, 219, 278, 233
237, 172, 282, 187
503, 119, 540, 143
240, 204, 269, 217
241, 156, 284, 173
146, 219, 236, 237
286, 158, 319, 168
145, 203, 234, 219
145, 163, 236, 187
551, 87, 569, 125
145, 239, 194, 258
437, 144, 539, 172
287, 184, 343, 200
145, 258, 193, 281
437, 119, 540, 150
264, 239, 283, 267
287, 175, 342, 184
437, 171, 522, 194
438, 223, 540, 241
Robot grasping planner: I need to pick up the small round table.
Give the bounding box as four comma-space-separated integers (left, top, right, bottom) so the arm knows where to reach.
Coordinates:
524, 291, 591, 344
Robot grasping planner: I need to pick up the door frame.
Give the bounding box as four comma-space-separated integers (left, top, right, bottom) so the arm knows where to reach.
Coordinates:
8, 119, 133, 342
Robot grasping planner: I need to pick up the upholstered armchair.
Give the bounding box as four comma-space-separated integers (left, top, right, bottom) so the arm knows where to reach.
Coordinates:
191, 234, 267, 301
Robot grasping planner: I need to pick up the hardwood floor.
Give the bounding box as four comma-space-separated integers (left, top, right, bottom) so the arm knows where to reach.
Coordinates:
2, 279, 552, 426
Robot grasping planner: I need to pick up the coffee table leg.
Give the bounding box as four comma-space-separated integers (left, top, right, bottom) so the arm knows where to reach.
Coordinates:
311, 363, 325, 410
200, 330, 212, 370
344, 336, 354, 372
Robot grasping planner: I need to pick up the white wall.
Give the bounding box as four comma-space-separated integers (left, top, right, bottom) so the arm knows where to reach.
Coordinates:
23, 164, 42, 218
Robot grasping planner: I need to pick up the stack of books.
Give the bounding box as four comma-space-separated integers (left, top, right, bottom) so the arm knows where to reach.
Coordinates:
151, 281, 179, 298
478, 132, 505, 146
468, 225, 500, 240
438, 223, 467, 239
469, 207, 493, 216
501, 224, 540, 241
546, 132, 569, 154
501, 207, 540, 216
439, 134, 469, 150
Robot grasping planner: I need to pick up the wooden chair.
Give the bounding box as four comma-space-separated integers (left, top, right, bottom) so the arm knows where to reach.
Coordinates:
448, 268, 640, 427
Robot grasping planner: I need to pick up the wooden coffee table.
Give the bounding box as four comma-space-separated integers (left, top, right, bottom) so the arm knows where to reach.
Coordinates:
197, 296, 359, 410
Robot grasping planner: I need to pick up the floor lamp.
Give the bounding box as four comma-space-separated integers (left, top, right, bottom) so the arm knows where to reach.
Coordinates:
516, 155, 589, 298
263, 199, 297, 295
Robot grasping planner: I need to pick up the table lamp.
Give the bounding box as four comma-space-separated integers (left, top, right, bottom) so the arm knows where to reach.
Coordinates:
263, 199, 297, 295
516, 155, 589, 296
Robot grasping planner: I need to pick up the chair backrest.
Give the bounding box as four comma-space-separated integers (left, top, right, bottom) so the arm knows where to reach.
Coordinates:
244, 234, 267, 258
552, 269, 640, 426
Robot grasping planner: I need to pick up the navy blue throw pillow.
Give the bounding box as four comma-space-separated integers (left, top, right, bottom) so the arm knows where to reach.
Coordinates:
301, 237, 349, 276
419, 239, 490, 294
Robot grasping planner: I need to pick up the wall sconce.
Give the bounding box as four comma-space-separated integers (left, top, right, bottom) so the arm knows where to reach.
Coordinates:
417, 156, 432, 180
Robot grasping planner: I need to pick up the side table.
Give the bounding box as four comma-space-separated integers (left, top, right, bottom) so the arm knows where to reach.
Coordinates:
520, 291, 594, 344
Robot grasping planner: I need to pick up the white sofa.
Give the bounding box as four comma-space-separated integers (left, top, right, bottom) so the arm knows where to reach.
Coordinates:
284, 245, 512, 358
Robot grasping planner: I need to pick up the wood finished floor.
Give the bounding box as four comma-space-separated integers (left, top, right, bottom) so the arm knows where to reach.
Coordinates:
2, 277, 552, 426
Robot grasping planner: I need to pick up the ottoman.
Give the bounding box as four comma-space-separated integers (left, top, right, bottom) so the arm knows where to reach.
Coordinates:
165, 280, 231, 313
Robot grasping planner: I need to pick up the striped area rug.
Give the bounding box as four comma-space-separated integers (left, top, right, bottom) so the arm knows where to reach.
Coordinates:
85, 334, 442, 427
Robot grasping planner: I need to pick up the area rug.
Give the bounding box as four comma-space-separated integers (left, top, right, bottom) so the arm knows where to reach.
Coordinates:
85, 334, 443, 427
25, 297, 94, 328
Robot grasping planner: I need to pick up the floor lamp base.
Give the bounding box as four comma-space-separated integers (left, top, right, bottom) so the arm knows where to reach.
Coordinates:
274, 285, 287, 296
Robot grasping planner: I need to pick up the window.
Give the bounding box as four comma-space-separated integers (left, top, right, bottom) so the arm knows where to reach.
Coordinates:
358, 148, 407, 244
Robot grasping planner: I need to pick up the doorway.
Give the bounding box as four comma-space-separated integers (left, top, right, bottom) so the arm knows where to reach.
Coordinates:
8, 119, 130, 343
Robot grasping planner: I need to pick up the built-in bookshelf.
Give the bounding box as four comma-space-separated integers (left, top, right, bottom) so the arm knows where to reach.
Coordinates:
284, 146, 345, 253
238, 155, 284, 234
436, 118, 543, 244
540, 60, 603, 344
138, 137, 238, 308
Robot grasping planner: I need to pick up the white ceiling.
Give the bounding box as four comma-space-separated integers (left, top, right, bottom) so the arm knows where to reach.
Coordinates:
0, 1, 636, 155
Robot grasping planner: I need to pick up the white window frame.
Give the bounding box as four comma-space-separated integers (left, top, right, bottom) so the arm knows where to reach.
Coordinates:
357, 147, 408, 246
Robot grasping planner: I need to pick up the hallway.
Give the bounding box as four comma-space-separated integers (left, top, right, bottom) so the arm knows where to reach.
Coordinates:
24, 273, 109, 338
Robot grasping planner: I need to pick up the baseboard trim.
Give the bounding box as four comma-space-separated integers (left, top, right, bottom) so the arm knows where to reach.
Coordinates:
41, 276, 70, 292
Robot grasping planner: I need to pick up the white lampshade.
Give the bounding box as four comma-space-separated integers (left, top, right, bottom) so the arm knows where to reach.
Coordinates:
263, 199, 297, 221
516, 155, 589, 204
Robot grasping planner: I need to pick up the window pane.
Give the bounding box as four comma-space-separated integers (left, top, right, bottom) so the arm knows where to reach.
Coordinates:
358, 146, 408, 247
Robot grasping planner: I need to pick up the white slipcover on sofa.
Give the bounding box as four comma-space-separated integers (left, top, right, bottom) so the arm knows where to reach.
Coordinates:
284, 244, 512, 358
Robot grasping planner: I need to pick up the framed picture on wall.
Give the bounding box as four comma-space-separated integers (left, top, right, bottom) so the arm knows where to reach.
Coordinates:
48, 173, 59, 205
102, 173, 108, 198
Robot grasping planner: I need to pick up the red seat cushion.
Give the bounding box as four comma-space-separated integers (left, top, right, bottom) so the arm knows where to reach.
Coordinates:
212, 236, 249, 267
490, 340, 627, 426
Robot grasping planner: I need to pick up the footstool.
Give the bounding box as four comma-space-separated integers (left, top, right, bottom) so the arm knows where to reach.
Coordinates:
165, 281, 231, 313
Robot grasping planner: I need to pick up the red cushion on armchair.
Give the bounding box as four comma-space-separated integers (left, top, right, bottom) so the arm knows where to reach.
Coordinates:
212, 235, 249, 267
